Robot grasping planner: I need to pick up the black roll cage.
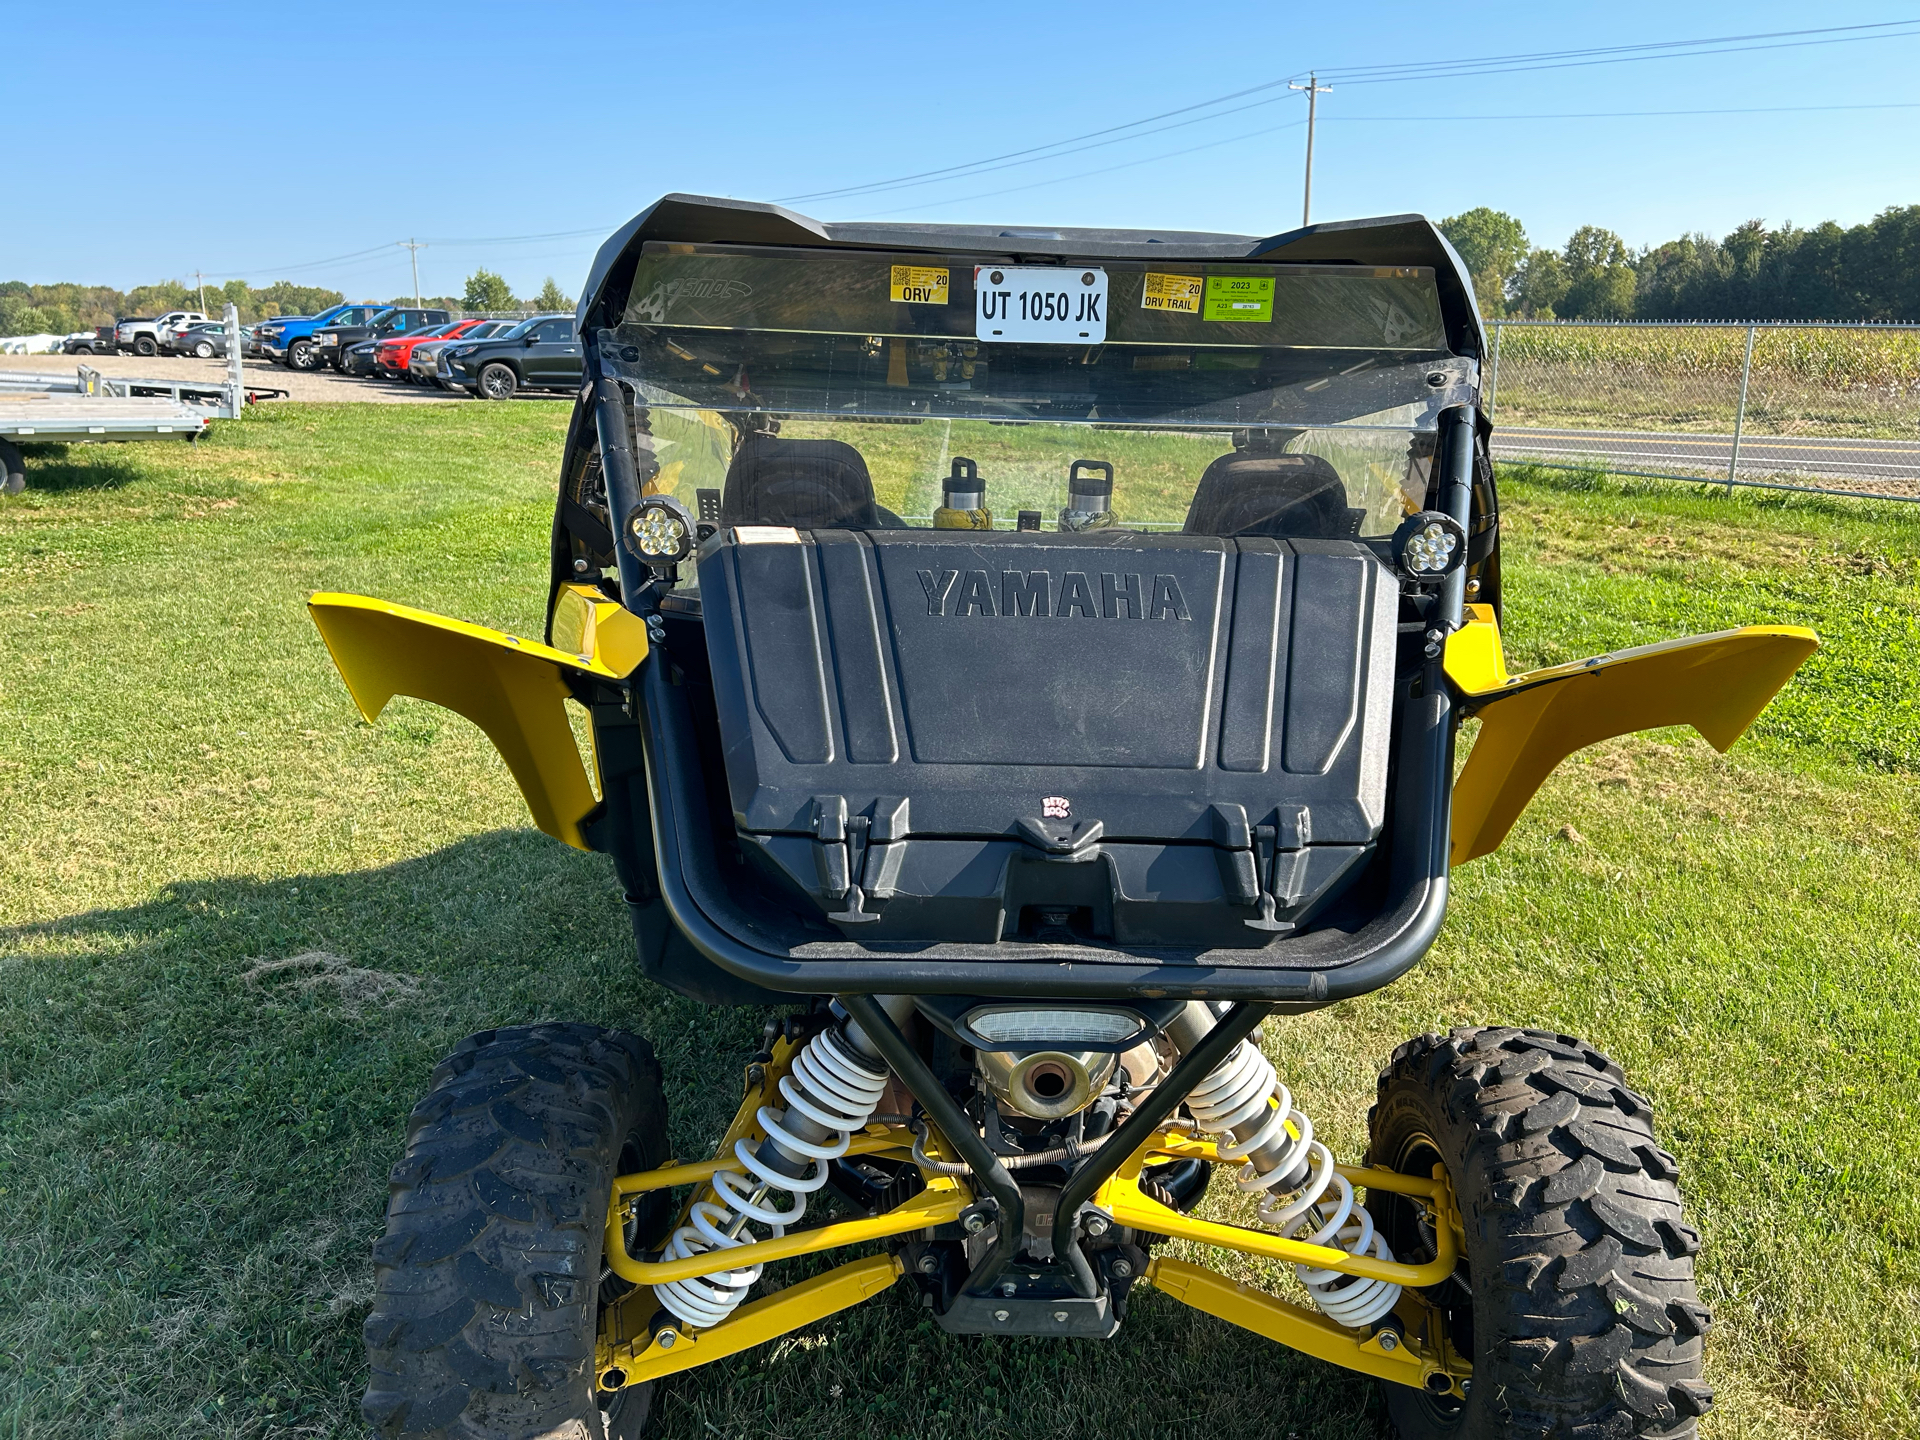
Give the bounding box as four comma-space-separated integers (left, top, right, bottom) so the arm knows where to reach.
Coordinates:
550, 195, 1499, 1008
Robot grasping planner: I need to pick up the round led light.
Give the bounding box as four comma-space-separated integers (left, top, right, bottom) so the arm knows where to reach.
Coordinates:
1392, 510, 1468, 583
622, 495, 697, 570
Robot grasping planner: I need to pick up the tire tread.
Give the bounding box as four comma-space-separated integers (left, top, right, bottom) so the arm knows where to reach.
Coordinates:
1372, 1026, 1712, 1440
361, 1022, 662, 1440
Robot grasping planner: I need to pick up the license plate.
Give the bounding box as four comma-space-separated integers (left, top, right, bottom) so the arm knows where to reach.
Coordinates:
975, 266, 1107, 344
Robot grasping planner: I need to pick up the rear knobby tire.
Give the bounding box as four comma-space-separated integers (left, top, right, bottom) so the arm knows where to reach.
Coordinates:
1369, 1027, 1712, 1440
362, 1022, 670, 1440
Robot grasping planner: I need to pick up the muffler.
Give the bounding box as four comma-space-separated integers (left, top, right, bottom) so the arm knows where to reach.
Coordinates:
976, 1048, 1117, 1119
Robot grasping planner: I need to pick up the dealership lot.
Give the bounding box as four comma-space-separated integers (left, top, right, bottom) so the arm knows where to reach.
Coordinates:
0, 351, 486, 404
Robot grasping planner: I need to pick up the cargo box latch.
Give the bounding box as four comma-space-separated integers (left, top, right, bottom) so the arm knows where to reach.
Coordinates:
1016, 816, 1105, 863
812, 794, 911, 926
1212, 803, 1312, 934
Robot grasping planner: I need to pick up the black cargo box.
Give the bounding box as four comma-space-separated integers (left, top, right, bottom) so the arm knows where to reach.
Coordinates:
697, 525, 1399, 949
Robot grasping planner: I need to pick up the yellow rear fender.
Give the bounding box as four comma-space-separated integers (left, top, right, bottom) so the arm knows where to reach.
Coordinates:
1444, 605, 1818, 864
307, 586, 648, 851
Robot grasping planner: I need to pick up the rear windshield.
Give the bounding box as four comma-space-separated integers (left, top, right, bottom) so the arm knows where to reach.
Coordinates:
597, 243, 1473, 543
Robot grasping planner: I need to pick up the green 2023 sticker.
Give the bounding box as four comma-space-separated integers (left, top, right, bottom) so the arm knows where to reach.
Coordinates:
1203, 275, 1274, 322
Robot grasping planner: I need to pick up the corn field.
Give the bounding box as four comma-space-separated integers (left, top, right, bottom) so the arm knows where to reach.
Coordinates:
1486, 322, 1920, 501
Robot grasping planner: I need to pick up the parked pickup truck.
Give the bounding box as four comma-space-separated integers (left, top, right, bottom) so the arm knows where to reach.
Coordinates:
62, 327, 117, 355
254, 302, 384, 370
312, 306, 451, 370
115, 310, 208, 357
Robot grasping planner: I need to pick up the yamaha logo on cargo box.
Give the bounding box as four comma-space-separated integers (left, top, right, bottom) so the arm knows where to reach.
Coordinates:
916, 568, 1192, 620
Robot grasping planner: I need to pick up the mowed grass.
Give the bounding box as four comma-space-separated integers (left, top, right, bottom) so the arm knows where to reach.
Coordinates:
1, 412, 1917, 1439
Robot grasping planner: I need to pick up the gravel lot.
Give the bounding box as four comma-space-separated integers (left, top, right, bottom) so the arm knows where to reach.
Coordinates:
0, 351, 468, 403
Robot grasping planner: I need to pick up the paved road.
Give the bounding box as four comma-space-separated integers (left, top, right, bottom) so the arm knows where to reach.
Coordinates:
1493, 426, 1920, 489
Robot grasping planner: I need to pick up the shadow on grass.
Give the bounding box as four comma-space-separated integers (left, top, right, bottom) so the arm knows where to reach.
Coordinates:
0, 830, 1392, 1439
12, 440, 162, 493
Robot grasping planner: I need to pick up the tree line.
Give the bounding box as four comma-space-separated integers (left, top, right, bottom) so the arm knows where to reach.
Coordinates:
15, 211, 1913, 334
0, 271, 574, 337
1440, 205, 1920, 323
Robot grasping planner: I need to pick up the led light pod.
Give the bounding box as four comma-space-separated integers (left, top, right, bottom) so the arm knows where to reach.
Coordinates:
1393, 510, 1467, 582
623, 494, 696, 571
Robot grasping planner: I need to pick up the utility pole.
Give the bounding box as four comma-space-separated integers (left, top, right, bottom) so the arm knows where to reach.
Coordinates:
193, 270, 208, 313
399, 239, 426, 306
1289, 72, 1332, 227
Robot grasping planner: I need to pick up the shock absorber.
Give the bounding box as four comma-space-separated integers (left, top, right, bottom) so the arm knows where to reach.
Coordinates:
1169, 1004, 1401, 1329
653, 1017, 891, 1330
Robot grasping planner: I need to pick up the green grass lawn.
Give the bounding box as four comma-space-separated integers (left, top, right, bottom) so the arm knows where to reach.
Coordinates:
1, 411, 1917, 1439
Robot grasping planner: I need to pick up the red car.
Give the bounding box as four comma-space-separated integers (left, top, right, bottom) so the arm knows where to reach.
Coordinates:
374, 319, 482, 380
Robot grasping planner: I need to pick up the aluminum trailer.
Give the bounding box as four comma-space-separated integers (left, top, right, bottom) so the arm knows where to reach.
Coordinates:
0, 306, 252, 494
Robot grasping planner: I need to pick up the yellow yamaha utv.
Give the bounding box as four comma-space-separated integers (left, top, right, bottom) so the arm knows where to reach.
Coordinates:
310, 195, 1816, 1439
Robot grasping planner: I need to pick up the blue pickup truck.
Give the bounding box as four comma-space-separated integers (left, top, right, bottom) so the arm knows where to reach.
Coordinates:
254, 302, 386, 371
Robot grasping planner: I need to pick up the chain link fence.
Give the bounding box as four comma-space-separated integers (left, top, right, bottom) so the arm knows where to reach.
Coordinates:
1485, 320, 1920, 503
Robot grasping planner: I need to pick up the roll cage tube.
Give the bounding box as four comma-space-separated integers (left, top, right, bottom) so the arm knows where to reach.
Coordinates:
1051, 1000, 1272, 1298
839, 994, 1028, 1297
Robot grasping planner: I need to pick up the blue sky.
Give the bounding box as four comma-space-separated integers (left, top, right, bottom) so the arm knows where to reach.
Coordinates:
9, 1, 1917, 298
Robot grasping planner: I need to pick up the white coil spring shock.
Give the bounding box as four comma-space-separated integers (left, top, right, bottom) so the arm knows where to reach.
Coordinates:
1185, 1038, 1402, 1328
653, 1025, 888, 1330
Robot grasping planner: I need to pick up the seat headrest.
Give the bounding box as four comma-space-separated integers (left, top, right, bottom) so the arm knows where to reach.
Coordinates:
1182, 451, 1361, 539
721, 435, 879, 530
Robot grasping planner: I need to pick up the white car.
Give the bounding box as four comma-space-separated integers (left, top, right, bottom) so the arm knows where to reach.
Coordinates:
115, 310, 208, 357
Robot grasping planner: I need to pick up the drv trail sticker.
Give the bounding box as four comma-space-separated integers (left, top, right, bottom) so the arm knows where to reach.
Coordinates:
975, 266, 1108, 343
889, 265, 949, 304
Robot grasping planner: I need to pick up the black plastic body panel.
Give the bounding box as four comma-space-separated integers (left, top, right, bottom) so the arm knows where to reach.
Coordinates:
697, 527, 1397, 947
704, 529, 1396, 839
622, 631, 1454, 1001
539, 193, 1493, 1003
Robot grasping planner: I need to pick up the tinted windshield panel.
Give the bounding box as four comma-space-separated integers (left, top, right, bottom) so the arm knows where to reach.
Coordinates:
618, 408, 1433, 543
599, 243, 1472, 545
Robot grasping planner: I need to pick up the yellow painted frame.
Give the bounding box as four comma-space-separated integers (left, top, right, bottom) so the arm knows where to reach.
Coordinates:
307, 585, 646, 850
596, 1060, 1468, 1396
1145, 1256, 1470, 1394
1444, 604, 1818, 863
1093, 1132, 1461, 1289
597, 1254, 905, 1387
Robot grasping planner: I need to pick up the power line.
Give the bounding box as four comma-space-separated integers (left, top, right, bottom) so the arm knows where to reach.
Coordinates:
1307, 19, 1920, 83
790, 90, 1304, 206
855, 119, 1309, 219
794, 18, 1920, 208
778, 77, 1312, 204
851, 99, 1918, 224
1323, 101, 1920, 121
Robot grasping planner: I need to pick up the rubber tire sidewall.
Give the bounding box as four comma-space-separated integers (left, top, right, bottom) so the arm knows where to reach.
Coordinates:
287, 338, 316, 370
1369, 1028, 1711, 1440
478, 362, 517, 400
134, 335, 156, 356
361, 1022, 669, 1440
0, 438, 24, 496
